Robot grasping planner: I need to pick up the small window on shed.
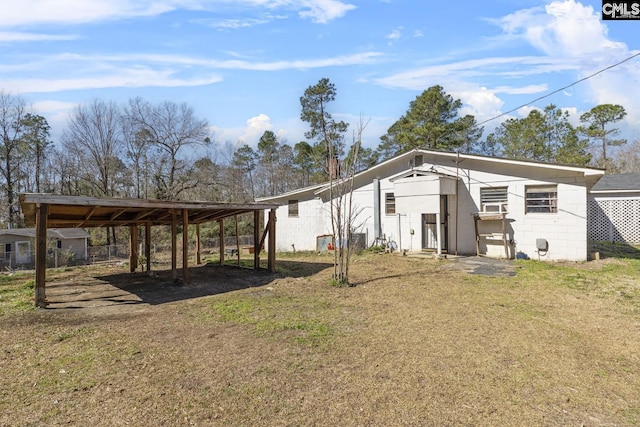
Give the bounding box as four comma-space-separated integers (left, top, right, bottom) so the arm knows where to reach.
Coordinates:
4, 243, 11, 260
288, 200, 299, 217
385, 193, 396, 215
414, 155, 424, 167
57, 240, 62, 249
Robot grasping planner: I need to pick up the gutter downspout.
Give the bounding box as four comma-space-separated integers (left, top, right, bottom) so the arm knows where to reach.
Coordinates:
373, 178, 381, 240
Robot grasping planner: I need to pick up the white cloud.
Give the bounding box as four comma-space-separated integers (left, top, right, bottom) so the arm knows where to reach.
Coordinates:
297, 0, 356, 23
493, 84, 548, 95
238, 114, 273, 144
0, 0, 355, 28
495, 0, 625, 57
372, 56, 564, 91
0, 0, 174, 27
386, 28, 402, 40
0, 32, 79, 42
4, 51, 380, 94
516, 106, 542, 117
3, 68, 223, 93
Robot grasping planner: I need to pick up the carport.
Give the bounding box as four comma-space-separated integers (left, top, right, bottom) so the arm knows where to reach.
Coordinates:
19, 194, 280, 308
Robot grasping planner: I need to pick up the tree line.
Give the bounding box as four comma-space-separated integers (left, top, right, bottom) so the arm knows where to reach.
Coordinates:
0, 82, 635, 233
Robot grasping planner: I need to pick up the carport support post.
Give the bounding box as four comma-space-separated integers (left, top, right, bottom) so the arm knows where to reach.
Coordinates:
436, 212, 442, 256
145, 221, 151, 273
253, 210, 260, 270
267, 209, 276, 273
171, 212, 177, 282
35, 203, 48, 308
196, 223, 202, 265
218, 219, 224, 266
129, 225, 138, 273
182, 208, 189, 285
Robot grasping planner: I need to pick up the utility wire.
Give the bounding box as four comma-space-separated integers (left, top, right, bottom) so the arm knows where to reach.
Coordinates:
476, 51, 640, 127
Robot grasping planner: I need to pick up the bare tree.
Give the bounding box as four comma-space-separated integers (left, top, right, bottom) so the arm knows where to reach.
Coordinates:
62, 99, 125, 245
0, 92, 28, 227
125, 97, 211, 200
62, 99, 124, 197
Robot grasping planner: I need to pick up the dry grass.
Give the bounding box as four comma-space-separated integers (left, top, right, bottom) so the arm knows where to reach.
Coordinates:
1, 253, 640, 426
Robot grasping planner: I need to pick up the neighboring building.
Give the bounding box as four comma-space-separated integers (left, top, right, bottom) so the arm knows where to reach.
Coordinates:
0, 228, 90, 268
257, 149, 605, 261
588, 173, 640, 244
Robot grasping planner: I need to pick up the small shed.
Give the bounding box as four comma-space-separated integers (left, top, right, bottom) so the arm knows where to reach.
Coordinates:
0, 228, 90, 268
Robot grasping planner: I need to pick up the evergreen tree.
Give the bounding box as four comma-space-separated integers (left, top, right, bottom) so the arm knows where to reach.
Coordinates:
378, 85, 481, 159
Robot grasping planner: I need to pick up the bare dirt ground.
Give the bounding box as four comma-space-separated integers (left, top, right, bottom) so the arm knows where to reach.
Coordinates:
1, 253, 640, 426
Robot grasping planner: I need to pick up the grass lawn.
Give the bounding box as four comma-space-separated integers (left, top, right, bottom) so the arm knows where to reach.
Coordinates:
1, 252, 640, 426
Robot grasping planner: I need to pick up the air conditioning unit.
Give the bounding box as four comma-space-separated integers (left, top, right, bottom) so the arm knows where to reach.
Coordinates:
483, 203, 507, 213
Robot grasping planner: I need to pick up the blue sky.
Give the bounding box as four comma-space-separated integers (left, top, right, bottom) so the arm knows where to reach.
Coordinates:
1, 0, 639, 152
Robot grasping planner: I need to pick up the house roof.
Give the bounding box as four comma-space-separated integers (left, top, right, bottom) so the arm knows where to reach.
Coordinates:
19, 194, 280, 229
590, 173, 640, 193
256, 149, 606, 202
0, 228, 91, 239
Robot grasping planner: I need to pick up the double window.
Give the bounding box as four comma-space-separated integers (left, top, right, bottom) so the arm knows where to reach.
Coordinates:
525, 185, 557, 213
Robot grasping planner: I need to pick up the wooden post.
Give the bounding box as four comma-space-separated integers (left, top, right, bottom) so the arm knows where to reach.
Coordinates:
234, 214, 240, 266
145, 221, 151, 273
182, 208, 189, 285
171, 212, 177, 283
218, 219, 224, 266
473, 214, 480, 256
35, 203, 48, 308
501, 214, 509, 259
253, 210, 260, 270
129, 225, 138, 273
196, 223, 202, 265
267, 209, 276, 273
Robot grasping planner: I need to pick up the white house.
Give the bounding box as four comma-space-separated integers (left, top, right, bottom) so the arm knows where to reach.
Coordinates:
257, 149, 605, 261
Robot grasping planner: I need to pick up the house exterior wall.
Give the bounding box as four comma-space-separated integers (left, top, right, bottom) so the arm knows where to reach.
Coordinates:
264, 152, 596, 261
271, 197, 331, 252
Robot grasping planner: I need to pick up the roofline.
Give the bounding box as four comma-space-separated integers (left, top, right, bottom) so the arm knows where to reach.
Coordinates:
314, 149, 605, 196
255, 182, 327, 203
590, 189, 640, 194
254, 149, 606, 200
412, 149, 605, 175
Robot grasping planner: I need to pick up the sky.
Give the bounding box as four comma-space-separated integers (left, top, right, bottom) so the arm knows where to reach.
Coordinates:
1, 0, 640, 154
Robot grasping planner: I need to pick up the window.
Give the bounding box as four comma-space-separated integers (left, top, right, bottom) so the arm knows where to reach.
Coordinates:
414, 155, 424, 167
57, 240, 62, 249
526, 185, 558, 213
385, 193, 396, 215
480, 187, 508, 213
4, 243, 10, 260
288, 200, 299, 217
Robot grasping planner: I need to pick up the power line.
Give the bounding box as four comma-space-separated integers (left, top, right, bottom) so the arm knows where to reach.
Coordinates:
477, 51, 640, 128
